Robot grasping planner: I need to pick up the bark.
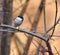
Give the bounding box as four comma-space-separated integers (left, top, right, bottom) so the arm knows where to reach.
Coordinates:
1, 0, 13, 55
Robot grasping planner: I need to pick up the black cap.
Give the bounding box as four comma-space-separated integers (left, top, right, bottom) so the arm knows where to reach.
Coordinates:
18, 16, 23, 19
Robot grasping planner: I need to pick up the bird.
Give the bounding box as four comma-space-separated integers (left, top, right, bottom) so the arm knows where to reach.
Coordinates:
14, 16, 24, 27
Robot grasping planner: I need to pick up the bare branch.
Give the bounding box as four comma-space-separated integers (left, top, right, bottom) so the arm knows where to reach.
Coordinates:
0, 24, 47, 41
54, 46, 60, 55
46, 17, 60, 33
48, 0, 58, 40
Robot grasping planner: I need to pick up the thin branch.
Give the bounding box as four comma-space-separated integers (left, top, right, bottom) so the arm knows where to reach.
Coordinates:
0, 24, 47, 41
43, 0, 47, 35
46, 17, 60, 34
48, 0, 58, 41
54, 46, 60, 55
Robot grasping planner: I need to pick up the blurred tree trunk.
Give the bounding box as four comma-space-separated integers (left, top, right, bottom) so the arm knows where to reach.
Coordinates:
35, 1, 44, 55
35, 0, 53, 55
23, 0, 44, 55
23, 15, 40, 55
20, 0, 29, 16
0, 0, 3, 55
22, 1, 43, 55
1, 0, 13, 55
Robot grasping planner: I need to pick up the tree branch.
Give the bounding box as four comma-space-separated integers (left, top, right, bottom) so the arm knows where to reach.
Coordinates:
0, 24, 47, 41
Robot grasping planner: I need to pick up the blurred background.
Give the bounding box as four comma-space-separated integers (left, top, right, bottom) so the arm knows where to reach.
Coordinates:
0, 0, 60, 55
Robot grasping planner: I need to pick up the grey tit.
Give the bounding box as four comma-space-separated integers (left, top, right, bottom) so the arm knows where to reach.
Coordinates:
14, 16, 23, 27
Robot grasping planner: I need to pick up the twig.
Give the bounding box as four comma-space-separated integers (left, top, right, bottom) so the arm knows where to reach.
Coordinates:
46, 17, 60, 33
48, 0, 58, 40
54, 46, 60, 55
